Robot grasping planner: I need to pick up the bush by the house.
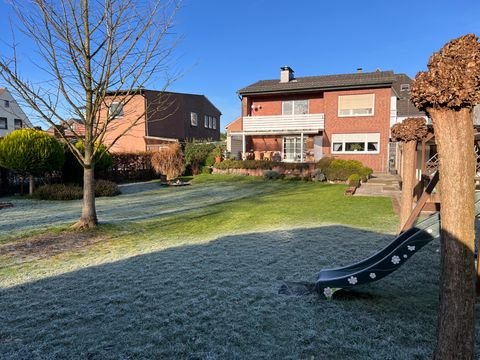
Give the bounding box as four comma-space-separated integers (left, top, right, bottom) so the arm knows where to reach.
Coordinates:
263, 170, 281, 180
214, 160, 309, 171
324, 159, 373, 182
103, 152, 155, 182
95, 179, 121, 197
315, 156, 335, 173
348, 174, 361, 187
184, 141, 216, 175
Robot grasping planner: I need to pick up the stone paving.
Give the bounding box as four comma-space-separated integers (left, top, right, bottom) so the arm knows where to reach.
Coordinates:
355, 173, 402, 214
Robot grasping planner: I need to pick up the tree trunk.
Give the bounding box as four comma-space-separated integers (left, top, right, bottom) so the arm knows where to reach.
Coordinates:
74, 165, 98, 229
399, 140, 417, 229
430, 108, 475, 360
29, 175, 34, 195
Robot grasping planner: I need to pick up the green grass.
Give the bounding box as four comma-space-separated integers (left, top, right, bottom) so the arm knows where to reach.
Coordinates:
2, 175, 474, 359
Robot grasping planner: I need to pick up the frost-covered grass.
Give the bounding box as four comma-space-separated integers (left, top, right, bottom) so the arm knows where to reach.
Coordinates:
2, 175, 472, 359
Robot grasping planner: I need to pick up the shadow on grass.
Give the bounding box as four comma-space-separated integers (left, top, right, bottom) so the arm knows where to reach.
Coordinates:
0, 225, 468, 359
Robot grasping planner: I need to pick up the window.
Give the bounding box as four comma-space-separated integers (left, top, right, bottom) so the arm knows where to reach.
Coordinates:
190, 112, 198, 126
14, 119, 22, 129
282, 100, 309, 115
331, 133, 380, 154
208, 116, 213, 129
400, 84, 411, 92
0, 117, 7, 129
283, 136, 307, 162
338, 94, 374, 117
4, 100, 9, 108
213, 117, 217, 129
109, 102, 124, 118
204, 115, 208, 128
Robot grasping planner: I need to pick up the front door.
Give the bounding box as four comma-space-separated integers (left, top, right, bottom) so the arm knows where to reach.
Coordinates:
314, 135, 323, 161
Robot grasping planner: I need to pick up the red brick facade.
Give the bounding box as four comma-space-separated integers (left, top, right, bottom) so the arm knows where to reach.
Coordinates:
230, 88, 392, 172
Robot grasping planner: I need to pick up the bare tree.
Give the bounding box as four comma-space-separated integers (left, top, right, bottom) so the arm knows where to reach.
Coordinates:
0, 0, 181, 228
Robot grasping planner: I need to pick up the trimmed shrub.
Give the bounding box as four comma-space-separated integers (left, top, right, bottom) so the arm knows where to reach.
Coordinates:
95, 179, 120, 197
263, 170, 280, 180
348, 174, 361, 187
214, 160, 309, 171
33, 180, 120, 200
325, 159, 370, 181
315, 157, 335, 172
33, 184, 83, 200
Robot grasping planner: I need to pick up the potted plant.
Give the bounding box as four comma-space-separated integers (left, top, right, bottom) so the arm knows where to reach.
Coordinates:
213, 145, 225, 163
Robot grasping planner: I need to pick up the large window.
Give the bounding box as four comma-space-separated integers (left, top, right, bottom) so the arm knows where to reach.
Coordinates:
282, 100, 308, 115
283, 136, 307, 162
190, 112, 198, 126
338, 94, 374, 117
331, 133, 380, 154
0, 117, 7, 129
213, 117, 217, 129
109, 102, 124, 118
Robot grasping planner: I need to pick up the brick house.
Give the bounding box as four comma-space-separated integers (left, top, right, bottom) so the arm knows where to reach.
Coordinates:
227, 67, 424, 173
101, 90, 221, 153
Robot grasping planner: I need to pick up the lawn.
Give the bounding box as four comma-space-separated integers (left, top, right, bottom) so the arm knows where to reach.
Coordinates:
1, 175, 479, 359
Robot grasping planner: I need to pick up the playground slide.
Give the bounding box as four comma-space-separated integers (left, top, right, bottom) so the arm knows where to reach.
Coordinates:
315, 193, 480, 298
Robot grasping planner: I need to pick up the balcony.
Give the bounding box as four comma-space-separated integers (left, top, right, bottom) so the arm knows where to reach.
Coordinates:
242, 113, 324, 134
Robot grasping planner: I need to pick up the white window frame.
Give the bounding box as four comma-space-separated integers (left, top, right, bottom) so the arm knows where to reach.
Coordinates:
331, 133, 380, 154
208, 116, 213, 129
0, 117, 7, 129
190, 112, 198, 126
213, 117, 217, 129
338, 94, 375, 117
204, 115, 208, 128
282, 100, 309, 115
283, 136, 307, 162
109, 102, 124, 118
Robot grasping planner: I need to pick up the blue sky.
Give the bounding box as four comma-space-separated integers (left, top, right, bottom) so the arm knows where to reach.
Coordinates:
1, 0, 480, 130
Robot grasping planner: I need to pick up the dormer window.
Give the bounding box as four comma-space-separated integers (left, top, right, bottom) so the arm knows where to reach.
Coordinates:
400, 84, 411, 92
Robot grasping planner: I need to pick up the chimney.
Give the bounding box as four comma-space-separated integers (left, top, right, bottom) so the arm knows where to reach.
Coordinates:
280, 66, 294, 83
357, 67, 363, 74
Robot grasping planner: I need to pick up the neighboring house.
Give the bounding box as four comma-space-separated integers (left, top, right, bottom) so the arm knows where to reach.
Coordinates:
101, 90, 221, 153
46, 118, 86, 140
227, 67, 426, 173
0, 88, 32, 137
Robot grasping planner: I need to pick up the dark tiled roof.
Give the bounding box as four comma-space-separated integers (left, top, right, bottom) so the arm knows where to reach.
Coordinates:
392, 73, 426, 117
238, 71, 397, 95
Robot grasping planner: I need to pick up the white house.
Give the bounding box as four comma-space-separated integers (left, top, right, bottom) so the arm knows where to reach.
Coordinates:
0, 88, 32, 137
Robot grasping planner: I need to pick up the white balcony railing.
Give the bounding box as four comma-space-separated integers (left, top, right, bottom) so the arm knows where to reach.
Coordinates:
242, 113, 324, 133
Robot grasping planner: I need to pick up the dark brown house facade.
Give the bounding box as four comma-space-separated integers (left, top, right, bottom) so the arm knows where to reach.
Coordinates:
102, 90, 221, 153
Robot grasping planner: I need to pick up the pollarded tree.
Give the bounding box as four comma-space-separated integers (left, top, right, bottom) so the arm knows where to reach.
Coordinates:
151, 143, 184, 181
391, 117, 428, 229
0, 129, 65, 194
411, 33, 480, 360
0, 0, 180, 228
